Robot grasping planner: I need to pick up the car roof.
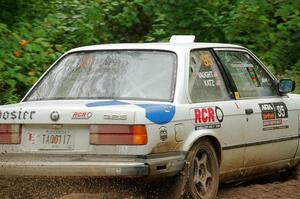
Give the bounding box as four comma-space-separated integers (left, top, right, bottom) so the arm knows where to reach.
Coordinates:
68, 42, 245, 53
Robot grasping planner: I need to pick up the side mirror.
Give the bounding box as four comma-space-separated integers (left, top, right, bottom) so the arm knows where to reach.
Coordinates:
278, 79, 295, 94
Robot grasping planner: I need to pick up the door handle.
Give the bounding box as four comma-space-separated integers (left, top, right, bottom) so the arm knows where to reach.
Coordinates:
245, 108, 254, 115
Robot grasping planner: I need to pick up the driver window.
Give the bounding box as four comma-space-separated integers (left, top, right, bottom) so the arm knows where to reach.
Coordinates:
217, 51, 277, 98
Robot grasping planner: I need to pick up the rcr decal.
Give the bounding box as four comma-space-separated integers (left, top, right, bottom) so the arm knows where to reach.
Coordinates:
194, 107, 224, 123
0, 109, 36, 120
259, 102, 289, 131
72, 112, 92, 120
192, 106, 224, 130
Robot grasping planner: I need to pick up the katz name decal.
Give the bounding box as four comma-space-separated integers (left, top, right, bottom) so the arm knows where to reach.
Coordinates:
192, 106, 224, 130
259, 102, 289, 131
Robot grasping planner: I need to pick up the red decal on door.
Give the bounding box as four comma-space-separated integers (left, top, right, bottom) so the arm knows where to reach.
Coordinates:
194, 107, 222, 124
193, 107, 224, 130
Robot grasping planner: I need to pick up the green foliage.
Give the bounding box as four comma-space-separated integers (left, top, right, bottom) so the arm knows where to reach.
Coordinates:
0, 0, 299, 104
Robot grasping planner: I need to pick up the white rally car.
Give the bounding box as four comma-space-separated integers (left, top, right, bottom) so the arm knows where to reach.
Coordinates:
0, 35, 299, 198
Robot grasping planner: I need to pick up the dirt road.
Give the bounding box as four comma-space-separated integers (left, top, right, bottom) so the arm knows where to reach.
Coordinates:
217, 174, 300, 199
0, 174, 299, 198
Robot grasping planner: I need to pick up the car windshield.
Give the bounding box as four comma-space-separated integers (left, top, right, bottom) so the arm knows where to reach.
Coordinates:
25, 50, 177, 102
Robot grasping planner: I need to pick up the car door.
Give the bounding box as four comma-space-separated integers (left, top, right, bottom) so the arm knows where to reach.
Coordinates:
187, 49, 246, 180
215, 49, 299, 169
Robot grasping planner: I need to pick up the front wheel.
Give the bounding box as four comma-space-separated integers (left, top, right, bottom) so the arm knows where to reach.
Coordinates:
184, 138, 219, 199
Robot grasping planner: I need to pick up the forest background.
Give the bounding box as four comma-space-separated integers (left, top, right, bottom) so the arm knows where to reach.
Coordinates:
0, 0, 299, 104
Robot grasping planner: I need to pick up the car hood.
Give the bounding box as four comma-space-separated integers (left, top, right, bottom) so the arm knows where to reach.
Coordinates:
0, 100, 176, 125
288, 93, 300, 99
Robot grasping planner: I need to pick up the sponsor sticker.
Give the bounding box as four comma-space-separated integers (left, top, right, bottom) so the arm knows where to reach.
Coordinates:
72, 112, 93, 120
259, 102, 289, 131
192, 106, 224, 130
263, 119, 282, 127
195, 124, 221, 130
263, 125, 289, 131
0, 109, 36, 120
234, 92, 240, 99
200, 54, 213, 67
159, 126, 168, 141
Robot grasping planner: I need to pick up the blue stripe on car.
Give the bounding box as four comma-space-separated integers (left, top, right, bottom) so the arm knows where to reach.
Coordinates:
86, 101, 176, 124
135, 104, 176, 125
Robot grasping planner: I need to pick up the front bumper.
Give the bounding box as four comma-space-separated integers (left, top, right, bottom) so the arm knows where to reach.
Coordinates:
0, 152, 186, 177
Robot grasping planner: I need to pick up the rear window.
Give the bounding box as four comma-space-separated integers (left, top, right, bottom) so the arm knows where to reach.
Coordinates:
25, 50, 177, 102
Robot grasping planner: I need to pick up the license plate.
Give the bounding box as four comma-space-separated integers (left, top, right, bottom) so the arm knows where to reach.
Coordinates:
38, 129, 74, 150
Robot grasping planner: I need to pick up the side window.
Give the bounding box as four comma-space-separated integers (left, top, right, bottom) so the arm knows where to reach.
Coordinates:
189, 50, 230, 103
217, 51, 277, 98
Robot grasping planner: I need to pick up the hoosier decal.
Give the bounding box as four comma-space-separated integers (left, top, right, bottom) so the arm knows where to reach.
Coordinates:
259, 102, 289, 131
193, 107, 224, 130
0, 109, 36, 120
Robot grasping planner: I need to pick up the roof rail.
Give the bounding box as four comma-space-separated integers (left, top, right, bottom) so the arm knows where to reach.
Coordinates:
169, 35, 195, 43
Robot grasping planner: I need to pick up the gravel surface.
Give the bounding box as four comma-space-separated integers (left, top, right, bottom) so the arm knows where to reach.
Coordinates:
0, 173, 299, 199
217, 173, 300, 199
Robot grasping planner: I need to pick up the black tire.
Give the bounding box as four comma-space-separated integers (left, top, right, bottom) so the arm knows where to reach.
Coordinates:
170, 138, 219, 199
185, 138, 219, 199
166, 139, 219, 199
